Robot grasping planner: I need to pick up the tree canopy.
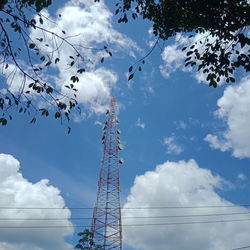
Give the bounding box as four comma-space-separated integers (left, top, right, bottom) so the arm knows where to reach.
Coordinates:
0, 0, 249, 128
118, 0, 250, 87
0, 0, 52, 12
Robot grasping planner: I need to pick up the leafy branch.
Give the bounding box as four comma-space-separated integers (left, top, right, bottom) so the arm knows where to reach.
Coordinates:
0, 0, 112, 130
119, 0, 250, 87
75, 229, 103, 250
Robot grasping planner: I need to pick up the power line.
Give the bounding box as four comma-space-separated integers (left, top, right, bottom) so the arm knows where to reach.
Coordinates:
0, 225, 87, 229
0, 217, 250, 229
232, 246, 250, 250
121, 218, 250, 226
0, 204, 250, 210
121, 211, 250, 219
1, 211, 250, 220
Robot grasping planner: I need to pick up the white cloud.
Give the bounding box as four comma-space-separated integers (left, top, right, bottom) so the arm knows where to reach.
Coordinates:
237, 173, 247, 181
205, 76, 250, 158
204, 134, 232, 152
160, 44, 186, 78
159, 33, 199, 79
0, 63, 41, 100
0, 153, 73, 250
123, 159, 250, 250
136, 117, 145, 129
29, 0, 135, 114
163, 136, 183, 154
94, 120, 102, 126
1, 64, 27, 94
60, 67, 118, 114
3, 0, 138, 115
174, 120, 187, 129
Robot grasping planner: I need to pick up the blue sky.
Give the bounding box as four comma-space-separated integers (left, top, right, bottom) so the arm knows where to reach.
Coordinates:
0, 0, 250, 249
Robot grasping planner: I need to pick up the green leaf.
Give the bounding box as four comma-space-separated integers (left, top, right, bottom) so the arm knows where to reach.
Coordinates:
45, 61, 52, 67
128, 73, 134, 81
29, 43, 36, 49
41, 109, 49, 116
0, 118, 7, 126
55, 112, 61, 119
186, 51, 193, 56
30, 117, 36, 124
184, 56, 191, 62
197, 65, 203, 71
77, 68, 85, 73
46, 86, 53, 94
39, 17, 43, 24
229, 77, 235, 83
68, 126, 71, 134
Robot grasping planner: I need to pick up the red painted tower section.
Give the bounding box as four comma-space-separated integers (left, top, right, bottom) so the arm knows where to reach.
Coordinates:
91, 97, 123, 249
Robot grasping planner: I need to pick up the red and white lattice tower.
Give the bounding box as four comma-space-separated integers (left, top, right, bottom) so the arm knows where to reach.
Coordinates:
91, 97, 123, 249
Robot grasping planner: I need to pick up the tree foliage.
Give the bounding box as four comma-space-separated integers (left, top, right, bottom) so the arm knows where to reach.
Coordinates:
1, 1, 249, 129
75, 229, 103, 250
117, 0, 250, 87
0, 0, 111, 129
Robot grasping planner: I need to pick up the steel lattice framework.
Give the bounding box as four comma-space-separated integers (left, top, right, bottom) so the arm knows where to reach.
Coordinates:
91, 97, 123, 250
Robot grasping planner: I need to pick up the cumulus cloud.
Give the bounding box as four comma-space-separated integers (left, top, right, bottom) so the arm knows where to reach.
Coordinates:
0, 153, 73, 250
205, 76, 250, 158
163, 136, 183, 154
3, 0, 138, 115
29, 0, 137, 114
204, 134, 232, 152
160, 44, 187, 78
61, 67, 118, 114
123, 159, 250, 250
33, 0, 138, 114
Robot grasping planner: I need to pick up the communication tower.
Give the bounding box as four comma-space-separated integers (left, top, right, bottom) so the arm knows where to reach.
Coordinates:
91, 97, 123, 249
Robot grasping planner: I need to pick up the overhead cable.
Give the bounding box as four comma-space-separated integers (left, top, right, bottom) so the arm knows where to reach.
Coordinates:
1, 217, 250, 229
1, 211, 250, 220
0, 204, 250, 210
232, 246, 250, 250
